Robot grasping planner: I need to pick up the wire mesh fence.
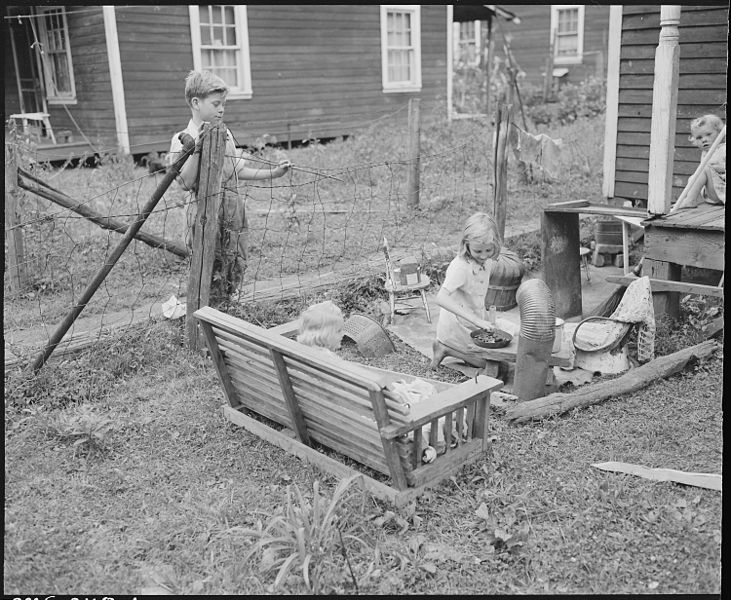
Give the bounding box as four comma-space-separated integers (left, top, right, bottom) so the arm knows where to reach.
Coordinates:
5, 104, 601, 369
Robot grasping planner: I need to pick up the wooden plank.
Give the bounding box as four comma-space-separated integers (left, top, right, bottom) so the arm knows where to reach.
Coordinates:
222, 405, 402, 503
199, 321, 241, 409
620, 41, 727, 61
662, 206, 725, 228
195, 307, 386, 391
216, 338, 408, 421
644, 228, 724, 271
604, 275, 724, 298
620, 57, 728, 76
302, 420, 389, 475
270, 349, 310, 444
369, 389, 409, 491
544, 203, 646, 218
621, 24, 729, 45
644, 258, 681, 318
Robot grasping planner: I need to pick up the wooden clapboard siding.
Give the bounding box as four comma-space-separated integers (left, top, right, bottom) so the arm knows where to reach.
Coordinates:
41, 8, 117, 151
613, 4, 728, 205
114, 5, 201, 155
498, 5, 610, 85
117, 4, 448, 155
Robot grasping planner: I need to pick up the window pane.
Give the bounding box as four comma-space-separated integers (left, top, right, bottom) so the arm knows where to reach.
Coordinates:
201, 24, 211, 45
557, 35, 577, 55
224, 24, 237, 45
224, 6, 235, 25
199, 6, 210, 24
211, 5, 222, 23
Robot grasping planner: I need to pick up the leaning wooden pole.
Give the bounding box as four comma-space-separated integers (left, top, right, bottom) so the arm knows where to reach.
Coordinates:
30, 134, 197, 373
17, 168, 188, 258
186, 122, 226, 350
493, 103, 511, 239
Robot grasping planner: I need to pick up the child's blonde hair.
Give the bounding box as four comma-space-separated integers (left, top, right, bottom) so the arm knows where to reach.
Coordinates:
458, 212, 502, 263
297, 301, 345, 351
184, 70, 229, 107
688, 114, 724, 142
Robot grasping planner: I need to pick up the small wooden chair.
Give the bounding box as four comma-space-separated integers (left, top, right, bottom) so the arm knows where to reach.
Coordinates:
9, 112, 56, 144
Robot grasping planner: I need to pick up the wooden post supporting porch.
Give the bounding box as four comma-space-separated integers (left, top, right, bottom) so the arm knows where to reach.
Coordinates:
646, 5, 682, 318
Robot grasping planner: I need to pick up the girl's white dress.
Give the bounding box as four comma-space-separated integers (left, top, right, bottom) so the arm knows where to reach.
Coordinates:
436, 255, 493, 352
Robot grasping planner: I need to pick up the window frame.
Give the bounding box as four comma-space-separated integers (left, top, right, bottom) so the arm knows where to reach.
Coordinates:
453, 20, 482, 67
380, 5, 422, 93
189, 5, 253, 100
36, 6, 77, 105
550, 5, 585, 66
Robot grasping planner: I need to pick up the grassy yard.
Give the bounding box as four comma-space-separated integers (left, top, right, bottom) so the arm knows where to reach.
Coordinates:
4, 112, 722, 594
4, 314, 722, 595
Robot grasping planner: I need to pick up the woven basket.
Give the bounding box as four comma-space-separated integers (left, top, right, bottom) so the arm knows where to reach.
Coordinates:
342, 314, 396, 357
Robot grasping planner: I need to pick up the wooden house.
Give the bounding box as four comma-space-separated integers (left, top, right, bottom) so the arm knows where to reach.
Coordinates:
454, 5, 611, 87
602, 4, 728, 206
4, 5, 452, 160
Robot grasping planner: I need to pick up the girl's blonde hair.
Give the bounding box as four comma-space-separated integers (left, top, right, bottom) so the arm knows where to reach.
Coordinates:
297, 301, 345, 351
688, 114, 724, 142
184, 70, 229, 107
458, 212, 502, 263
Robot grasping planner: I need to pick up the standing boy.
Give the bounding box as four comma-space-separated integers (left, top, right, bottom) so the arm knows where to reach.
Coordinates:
167, 70, 290, 304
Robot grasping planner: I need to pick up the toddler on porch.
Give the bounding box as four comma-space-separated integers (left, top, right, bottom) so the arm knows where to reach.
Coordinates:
671, 113, 725, 212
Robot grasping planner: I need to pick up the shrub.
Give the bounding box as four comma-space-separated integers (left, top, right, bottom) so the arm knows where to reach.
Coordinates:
523, 76, 606, 126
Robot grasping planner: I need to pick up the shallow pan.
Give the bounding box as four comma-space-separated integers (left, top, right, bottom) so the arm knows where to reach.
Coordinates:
470, 328, 513, 349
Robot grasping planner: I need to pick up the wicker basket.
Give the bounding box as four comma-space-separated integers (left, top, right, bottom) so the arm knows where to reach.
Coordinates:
342, 314, 396, 357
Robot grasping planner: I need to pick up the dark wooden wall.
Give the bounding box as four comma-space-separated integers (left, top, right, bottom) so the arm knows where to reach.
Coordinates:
43, 7, 116, 152
500, 5, 610, 86
613, 5, 728, 205
117, 4, 449, 154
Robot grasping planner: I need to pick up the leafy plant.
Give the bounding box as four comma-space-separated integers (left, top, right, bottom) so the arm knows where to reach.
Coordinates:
46, 405, 114, 454
240, 475, 368, 593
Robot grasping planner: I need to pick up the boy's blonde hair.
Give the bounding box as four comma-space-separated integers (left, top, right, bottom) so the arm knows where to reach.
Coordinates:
688, 114, 724, 140
458, 212, 502, 263
184, 70, 229, 107
297, 301, 345, 351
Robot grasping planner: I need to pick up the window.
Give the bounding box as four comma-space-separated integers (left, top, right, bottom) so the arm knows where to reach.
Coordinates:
36, 7, 76, 103
189, 5, 252, 99
380, 5, 422, 92
453, 21, 481, 66
550, 5, 585, 65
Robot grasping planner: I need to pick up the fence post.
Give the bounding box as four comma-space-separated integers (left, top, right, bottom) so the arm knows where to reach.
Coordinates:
543, 33, 555, 102
4, 135, 29, 292
186, 121, 226, 350
406, 97, 421, 210
493, 103, 512, 240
